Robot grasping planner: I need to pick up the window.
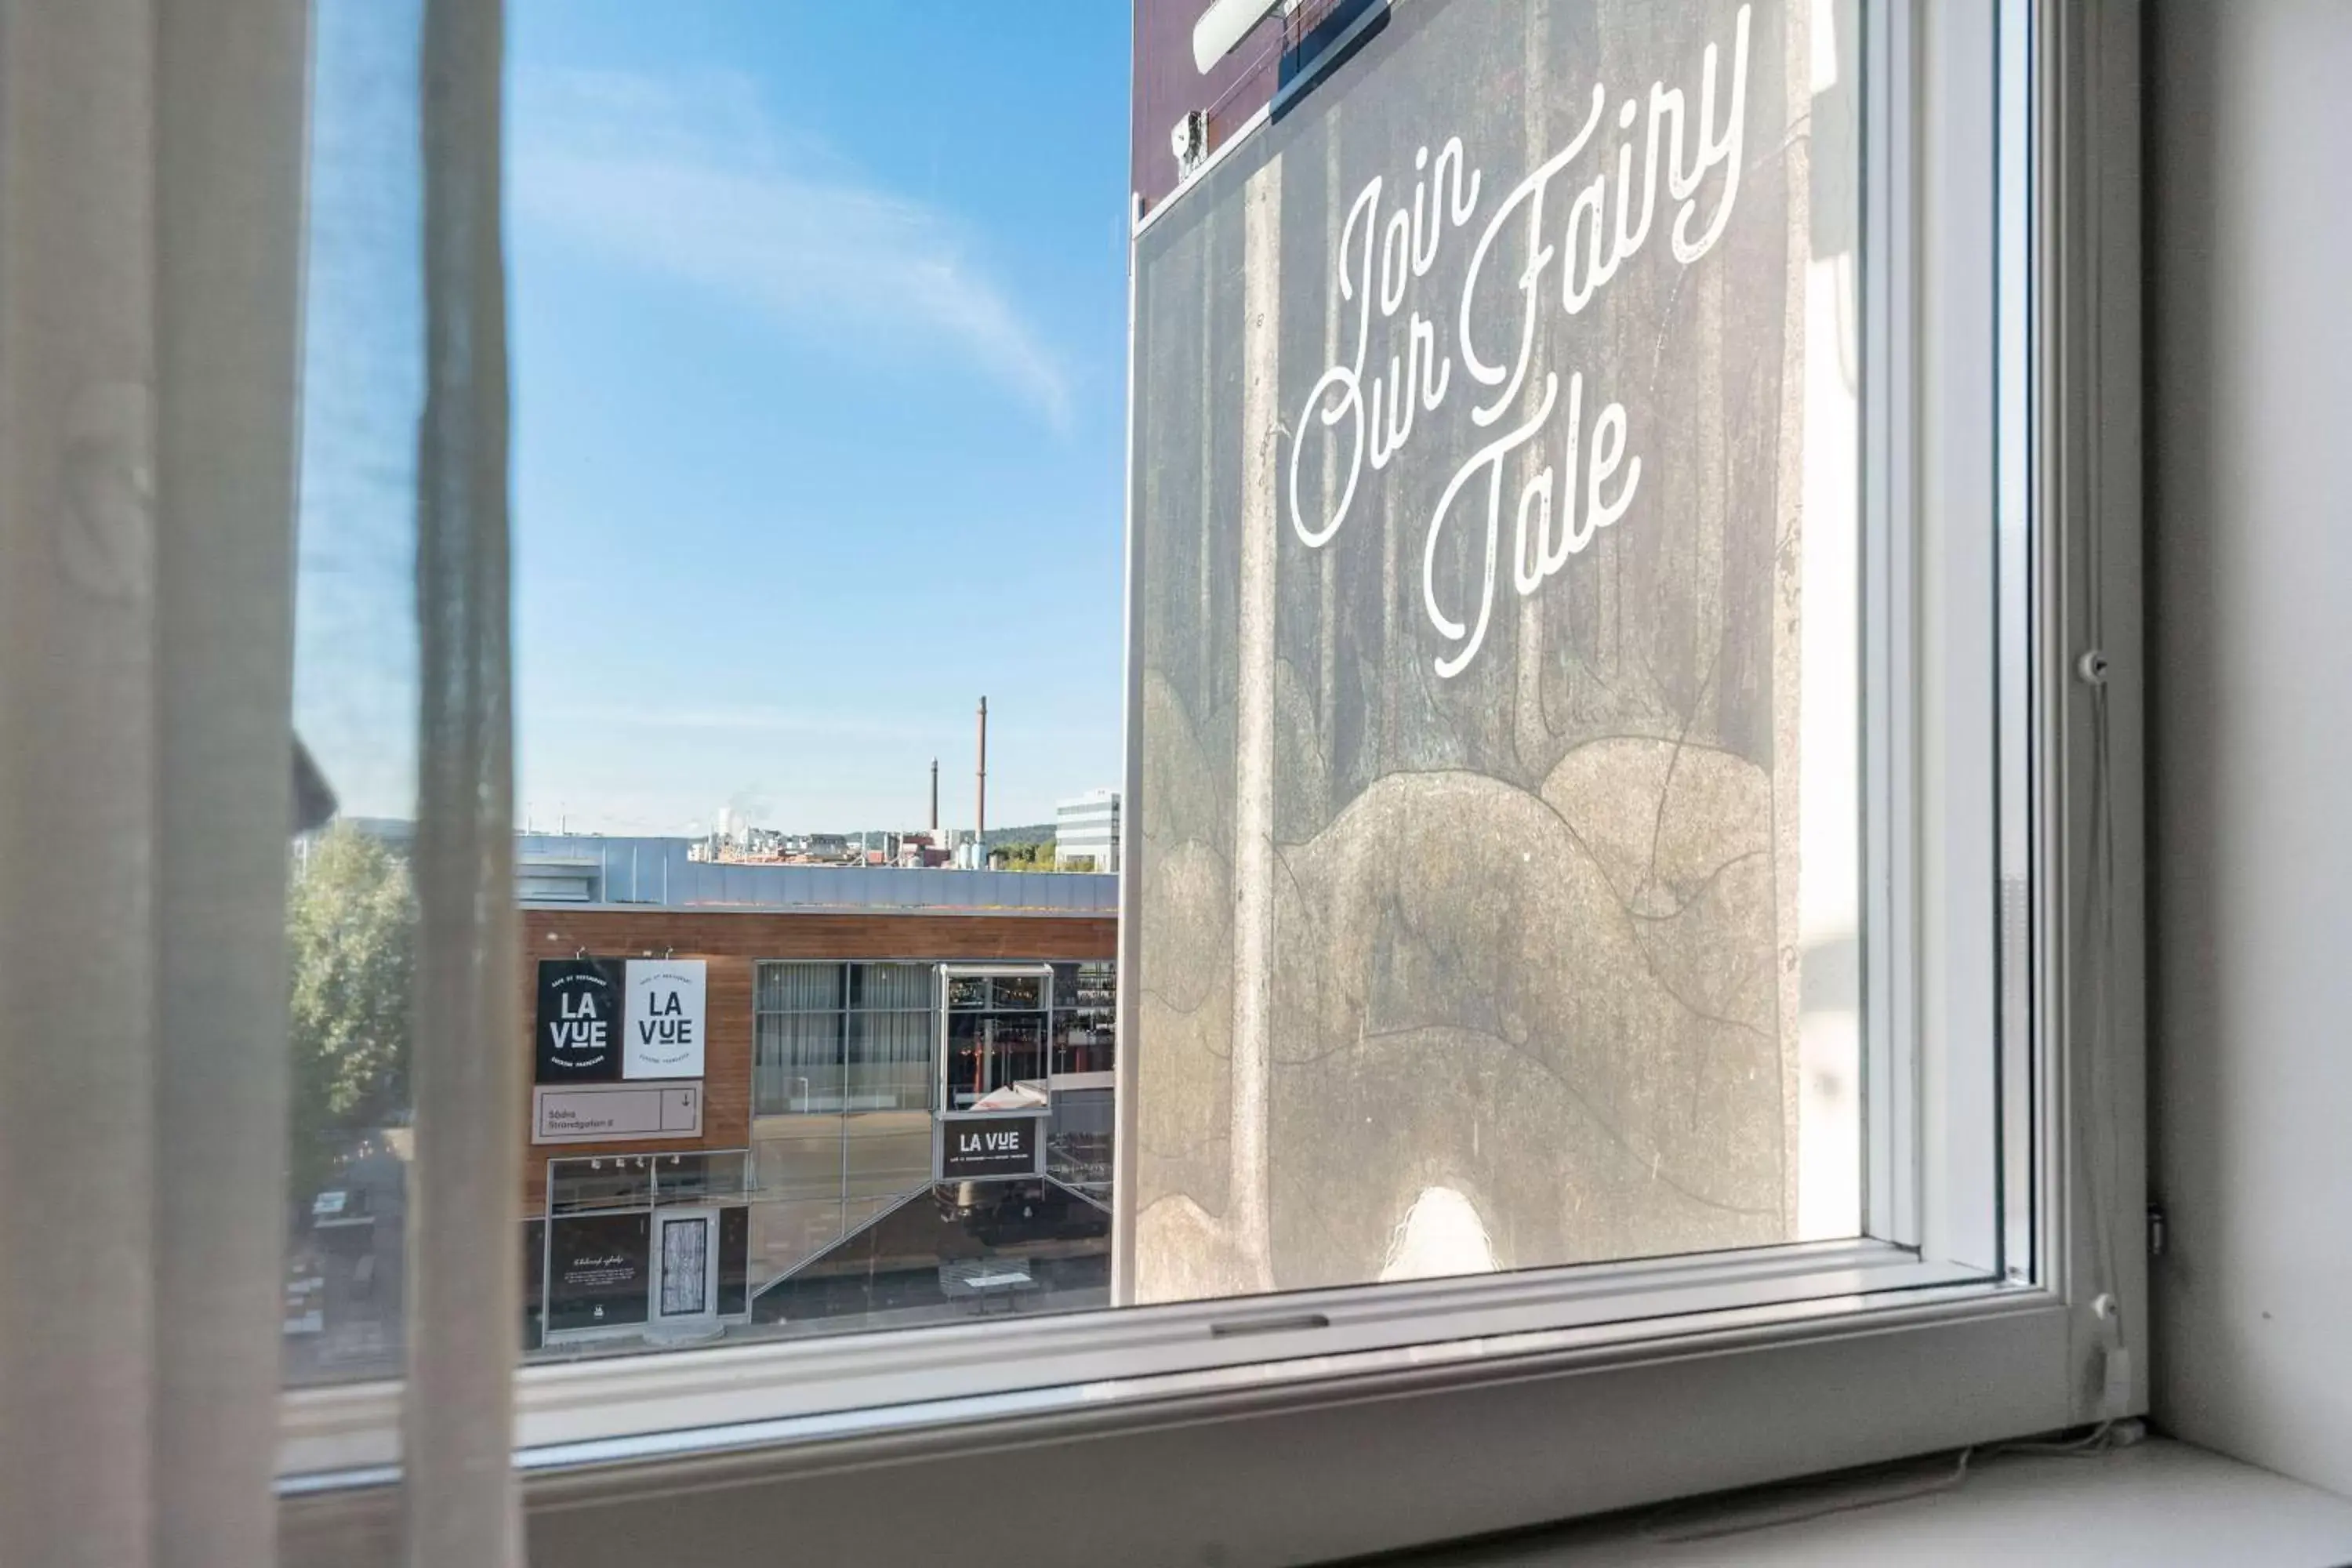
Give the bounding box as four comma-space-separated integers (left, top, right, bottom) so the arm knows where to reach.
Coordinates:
1134, 0, 1870, 1298
268, 0, 2147, 1562
754, 962, 937, 1115
944, 967, 1053, 1109
1051, 960, 1119, 1077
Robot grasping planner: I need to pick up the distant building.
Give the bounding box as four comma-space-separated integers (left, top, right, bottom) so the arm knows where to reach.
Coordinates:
1055, 789, 1121, 874
895, 831, 952, 869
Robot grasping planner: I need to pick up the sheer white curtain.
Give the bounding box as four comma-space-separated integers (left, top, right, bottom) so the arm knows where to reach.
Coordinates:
0, 2, 310, 1562
0, 1, 524, 1563
405, 0, 524, 1563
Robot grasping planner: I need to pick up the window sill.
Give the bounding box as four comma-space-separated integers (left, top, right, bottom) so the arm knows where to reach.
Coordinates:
281, 1273, 2085, 1567
1423, 1439, 2352, 1567
281, 1237, 2016, 1485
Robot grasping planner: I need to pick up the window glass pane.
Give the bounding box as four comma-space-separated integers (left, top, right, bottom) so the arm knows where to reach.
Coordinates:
990, 975, 1043, 1011
1051, 960, 1119, 1078
283, 0, 424, 1389
1128, 0, 1864, 1296
756, 960, 848, 1115
848, 1007, 932, 1113
1047, 1087, 1116, 1194
1051, 1009, 1115, 1079
653, 1150, 750, 1206
757, 1011, 844, 1115
858, 961, 936, 1013
716, 1206, 750, 1318
297, 0, 1891, 1374
547, 1154, 656, 1215
945, 1013, 985, 1110
521, 1219, 546, 1351
759, 960, 844, 1014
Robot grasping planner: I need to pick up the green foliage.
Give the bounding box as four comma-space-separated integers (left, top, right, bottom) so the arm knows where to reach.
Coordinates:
286, 822, 416, 1199
988, 840, 1065, 873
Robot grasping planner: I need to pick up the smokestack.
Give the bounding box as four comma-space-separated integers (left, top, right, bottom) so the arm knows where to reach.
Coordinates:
976, 696, 989, 860
930, 757, 939, 832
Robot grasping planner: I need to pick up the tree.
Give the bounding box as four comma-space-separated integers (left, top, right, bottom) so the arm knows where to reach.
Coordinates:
286, 822, 416, 1201
989, 840, 1063, 873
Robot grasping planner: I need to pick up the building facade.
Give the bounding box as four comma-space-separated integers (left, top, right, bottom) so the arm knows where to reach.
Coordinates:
518, 850, 1116, 1352
1054, 789, 1122, 873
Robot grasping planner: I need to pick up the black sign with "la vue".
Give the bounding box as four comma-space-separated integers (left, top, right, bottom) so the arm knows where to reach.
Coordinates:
536, 958, 625, 1083
938, 1113, 1043, 1181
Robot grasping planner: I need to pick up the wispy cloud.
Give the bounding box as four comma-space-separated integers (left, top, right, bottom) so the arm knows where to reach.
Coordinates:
510, 67, 1073, 429
532, 700, 935, 743
528, 699, 1108, 750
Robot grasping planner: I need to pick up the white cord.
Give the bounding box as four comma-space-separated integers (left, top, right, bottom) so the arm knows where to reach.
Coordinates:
1639, 1421, 2147, 1545
1642, 1450, 1974, 1544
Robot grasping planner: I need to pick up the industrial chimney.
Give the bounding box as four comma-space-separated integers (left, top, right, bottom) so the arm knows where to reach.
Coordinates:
930, 757, 939, 833
975, 696, 988, 862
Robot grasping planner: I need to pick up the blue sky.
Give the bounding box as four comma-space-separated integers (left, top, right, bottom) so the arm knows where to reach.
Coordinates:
510, 2, 1131, 835
296, 2, 1132, 837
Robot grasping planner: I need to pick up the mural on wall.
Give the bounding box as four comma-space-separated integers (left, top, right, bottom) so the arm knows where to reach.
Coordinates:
1131, 0, 1832, 1300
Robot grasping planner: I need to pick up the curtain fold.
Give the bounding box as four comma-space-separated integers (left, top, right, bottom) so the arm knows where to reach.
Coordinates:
0, 1, 310, 1564
404, 0, 522, 1564
2, 2, 532, 1559
154, 3, 314, 1564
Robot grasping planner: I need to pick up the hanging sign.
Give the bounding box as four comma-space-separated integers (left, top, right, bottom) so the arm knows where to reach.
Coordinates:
535, 958, 624, 1084
623, 958, 706, 1080
935, 1112, 1045, 1181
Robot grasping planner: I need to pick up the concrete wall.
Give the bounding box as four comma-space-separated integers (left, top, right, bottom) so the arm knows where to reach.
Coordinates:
2148, 0, 2352, 1497
1128, 0, 1829, 1301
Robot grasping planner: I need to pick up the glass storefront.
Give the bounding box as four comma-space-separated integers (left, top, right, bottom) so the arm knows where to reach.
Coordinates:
534, 959, 1121, 1352
531, 1150, 751, 1349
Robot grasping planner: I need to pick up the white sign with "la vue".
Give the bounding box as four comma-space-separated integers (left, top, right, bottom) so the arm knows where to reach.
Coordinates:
622, 959, 706, 1080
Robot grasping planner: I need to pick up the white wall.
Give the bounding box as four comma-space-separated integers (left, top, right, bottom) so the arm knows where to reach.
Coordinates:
2149, 0, 2352, 1497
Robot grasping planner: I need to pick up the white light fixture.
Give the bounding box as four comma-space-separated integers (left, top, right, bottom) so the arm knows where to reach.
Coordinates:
1192, 0, 1284, 74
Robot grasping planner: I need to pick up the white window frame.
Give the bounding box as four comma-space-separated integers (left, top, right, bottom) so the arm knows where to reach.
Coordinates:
276, 2, 2143, 1560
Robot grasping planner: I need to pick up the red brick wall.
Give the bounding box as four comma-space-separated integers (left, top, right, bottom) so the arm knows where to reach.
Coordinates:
519, 906, 1116, 1210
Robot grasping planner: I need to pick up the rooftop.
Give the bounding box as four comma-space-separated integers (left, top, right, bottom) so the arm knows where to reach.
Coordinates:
512, 833, 1116, 915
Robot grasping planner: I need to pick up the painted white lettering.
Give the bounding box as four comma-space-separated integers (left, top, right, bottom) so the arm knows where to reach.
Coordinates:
1669, 4, 1749, 263
1586, 400, 1640, 533
1457, 84, 1600, 426
1410, 145, 1439, 277
1561, 171, 1613, 315
1436, 134, 1481, 227
1379, 208, 1411, 317
1285, 6, 1748, 677
1424, 373, 1558, 678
